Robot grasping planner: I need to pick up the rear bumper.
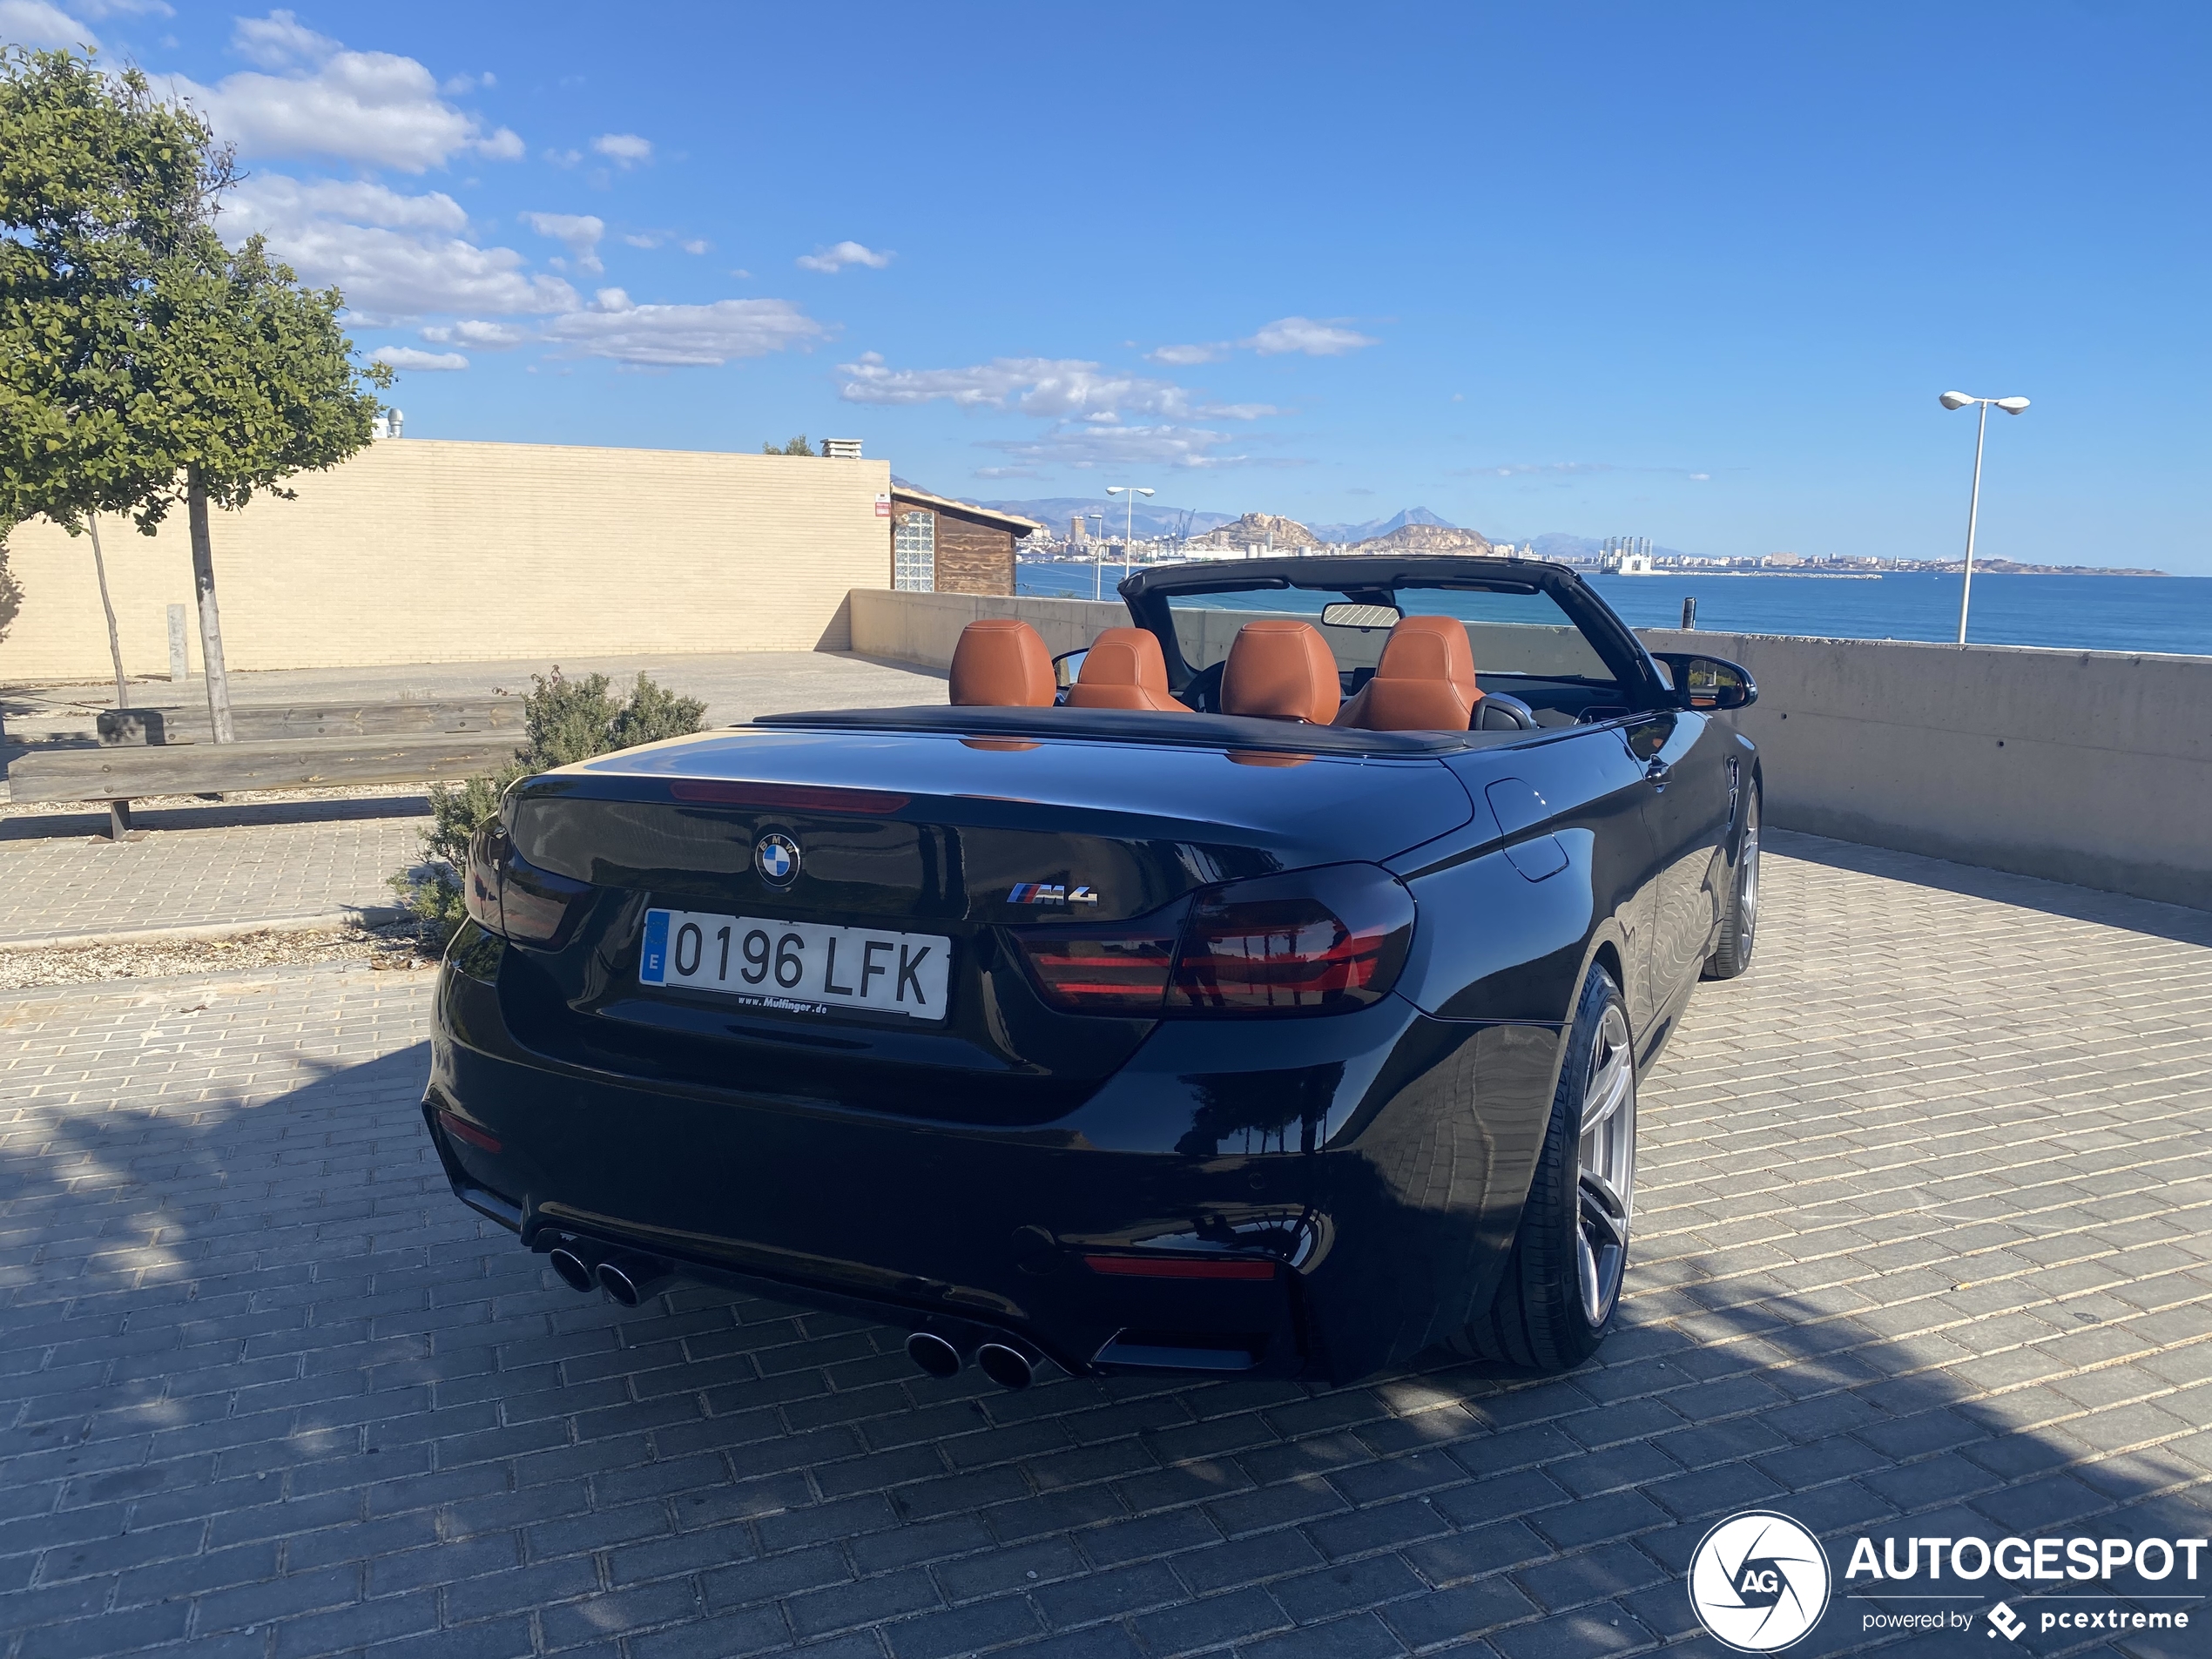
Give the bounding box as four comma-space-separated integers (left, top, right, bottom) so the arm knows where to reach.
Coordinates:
428, 927, 1564, 1383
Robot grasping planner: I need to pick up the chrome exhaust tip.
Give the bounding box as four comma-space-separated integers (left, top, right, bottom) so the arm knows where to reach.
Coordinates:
976, 1340, 1035, 1392
547, 1247, 595, 1293
905, 1331, 965, 1379
594, 1255, 669, 1307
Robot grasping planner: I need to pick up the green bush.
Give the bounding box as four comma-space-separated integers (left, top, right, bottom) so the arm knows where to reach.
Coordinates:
393, 667, 707, 938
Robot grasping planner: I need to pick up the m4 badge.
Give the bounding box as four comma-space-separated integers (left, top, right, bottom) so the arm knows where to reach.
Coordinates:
1008, 883, 1099, 907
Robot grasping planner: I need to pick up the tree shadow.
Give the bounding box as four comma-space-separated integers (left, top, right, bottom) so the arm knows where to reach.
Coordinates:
3, 1003, 2203, 1659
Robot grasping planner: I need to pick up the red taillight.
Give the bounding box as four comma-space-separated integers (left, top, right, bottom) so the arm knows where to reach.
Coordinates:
1083, 1254, 1277, 1280
1008, 864, 1413, 1019
1169, 864, 1414, 1016
1014, 920, 1181, 1011
465, 824, 591, 947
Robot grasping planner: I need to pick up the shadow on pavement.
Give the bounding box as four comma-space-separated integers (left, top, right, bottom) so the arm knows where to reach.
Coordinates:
0, 1022, 2202, 1659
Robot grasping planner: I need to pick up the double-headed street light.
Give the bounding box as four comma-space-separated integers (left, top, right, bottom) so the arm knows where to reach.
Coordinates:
1103, 486, 1154, 597
1939, 390, 2030, 644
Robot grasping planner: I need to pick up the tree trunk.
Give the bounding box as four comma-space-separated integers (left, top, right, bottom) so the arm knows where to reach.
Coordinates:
187, 469, 236, 743
86, 512, 131, 711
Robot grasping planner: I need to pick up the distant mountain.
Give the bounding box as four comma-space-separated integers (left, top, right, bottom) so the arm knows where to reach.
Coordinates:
1309, 506, 1455, 543
1352, 523, 1493, 556
976, 496, 1238, 541
1190, 512, 1323, 550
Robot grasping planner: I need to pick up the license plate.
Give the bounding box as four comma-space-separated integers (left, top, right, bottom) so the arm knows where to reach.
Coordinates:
638, 907, 951, 1022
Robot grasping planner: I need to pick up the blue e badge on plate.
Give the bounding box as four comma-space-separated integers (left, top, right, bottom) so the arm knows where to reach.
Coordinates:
639, 909, 671, 983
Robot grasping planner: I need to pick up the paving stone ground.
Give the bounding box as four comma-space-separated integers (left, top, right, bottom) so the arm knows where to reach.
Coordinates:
0, 654, 946, 947
1, 833, 2208, 1659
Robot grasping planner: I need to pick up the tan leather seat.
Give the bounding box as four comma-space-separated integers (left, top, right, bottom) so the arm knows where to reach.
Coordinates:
1066, 627, 1188, 711
1335, 616, 1483, 732
949, 619, 1055, 707
1219, 620, 1341, 723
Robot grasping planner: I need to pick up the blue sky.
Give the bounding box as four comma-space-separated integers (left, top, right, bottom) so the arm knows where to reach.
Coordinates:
6, 2, 2208, 570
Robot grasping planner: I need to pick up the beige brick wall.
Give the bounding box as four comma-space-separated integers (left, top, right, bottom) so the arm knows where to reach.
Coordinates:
0, 440, 894, 682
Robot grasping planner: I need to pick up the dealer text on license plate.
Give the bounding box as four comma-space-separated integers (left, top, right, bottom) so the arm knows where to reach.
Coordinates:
638, 908, 950, 1021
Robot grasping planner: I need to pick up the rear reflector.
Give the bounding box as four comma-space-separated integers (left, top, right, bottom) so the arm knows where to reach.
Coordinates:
438, 1110, 502, 1154
1083, 1254, 1277, 1280
670, 780, 910, 814
465, 825, 590, 947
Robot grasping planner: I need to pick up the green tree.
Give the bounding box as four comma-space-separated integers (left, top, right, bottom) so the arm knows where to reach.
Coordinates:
762, 435, 815, 456
393, 669, 708, 938
0, 46, 390, 738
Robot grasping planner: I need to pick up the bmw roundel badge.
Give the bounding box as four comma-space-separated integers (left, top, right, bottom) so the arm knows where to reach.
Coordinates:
754, 832, 801, 886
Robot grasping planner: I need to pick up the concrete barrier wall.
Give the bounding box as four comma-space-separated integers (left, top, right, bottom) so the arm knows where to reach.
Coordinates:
2, 441, 894, 681
850, 589, 2212, 911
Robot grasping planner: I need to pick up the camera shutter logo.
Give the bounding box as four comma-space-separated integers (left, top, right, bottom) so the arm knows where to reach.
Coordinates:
754, 833, 801, 887
1688, 1511, 1832, 1652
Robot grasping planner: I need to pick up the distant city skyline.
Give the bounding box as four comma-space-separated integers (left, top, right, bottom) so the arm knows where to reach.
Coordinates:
7, 3, 2203, 571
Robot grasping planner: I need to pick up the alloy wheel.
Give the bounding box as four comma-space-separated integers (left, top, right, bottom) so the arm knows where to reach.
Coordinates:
1575, 1001, 1635, 1327
1737, 798, 1761, 959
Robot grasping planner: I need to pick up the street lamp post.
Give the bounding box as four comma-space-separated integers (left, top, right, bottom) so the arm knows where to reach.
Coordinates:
1104, 486, 1154, 593
1083, 515, 1105, 597
1939, 390, 2030, 644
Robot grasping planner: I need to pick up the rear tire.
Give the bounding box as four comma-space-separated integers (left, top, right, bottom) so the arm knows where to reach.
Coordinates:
1703, 782, 1760, 981
1449, 966, 1635, 1372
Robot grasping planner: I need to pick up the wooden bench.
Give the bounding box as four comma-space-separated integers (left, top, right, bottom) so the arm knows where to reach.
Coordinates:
96, 698, 520, 745
8, 732, 515, 839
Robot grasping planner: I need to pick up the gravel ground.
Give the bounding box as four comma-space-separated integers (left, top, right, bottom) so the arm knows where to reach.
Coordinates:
0, 918, 448, 989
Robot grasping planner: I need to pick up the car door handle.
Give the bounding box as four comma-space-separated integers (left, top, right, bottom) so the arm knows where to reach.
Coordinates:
1645, 759, 1671, 787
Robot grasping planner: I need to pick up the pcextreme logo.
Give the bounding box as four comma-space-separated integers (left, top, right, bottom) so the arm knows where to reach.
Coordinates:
1688, 1511, 1833, 1652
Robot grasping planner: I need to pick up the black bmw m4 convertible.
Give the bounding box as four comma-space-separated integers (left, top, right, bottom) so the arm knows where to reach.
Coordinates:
425, 556, 1760, 1386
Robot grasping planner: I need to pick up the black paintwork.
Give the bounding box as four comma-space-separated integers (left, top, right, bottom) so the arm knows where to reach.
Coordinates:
425, 557, 1758, 1383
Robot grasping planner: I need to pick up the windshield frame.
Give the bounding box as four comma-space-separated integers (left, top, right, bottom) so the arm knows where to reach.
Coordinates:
1120, 555, 1670, 706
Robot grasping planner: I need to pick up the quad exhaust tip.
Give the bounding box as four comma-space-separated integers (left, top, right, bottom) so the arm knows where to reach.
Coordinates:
976, 1341, 1035, 1392
905, 1331, 965, 1379
548, 1247, 594, 1293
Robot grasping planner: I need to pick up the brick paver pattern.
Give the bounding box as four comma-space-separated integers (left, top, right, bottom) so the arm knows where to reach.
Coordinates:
2, 833, 2207, 1659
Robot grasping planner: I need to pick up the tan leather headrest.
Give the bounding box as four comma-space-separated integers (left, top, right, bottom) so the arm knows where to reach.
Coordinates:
1067, 627, 1187, 712
1220, 620, 1341, 724
1340, 615, 1481, 731
949, 619, 1055, 707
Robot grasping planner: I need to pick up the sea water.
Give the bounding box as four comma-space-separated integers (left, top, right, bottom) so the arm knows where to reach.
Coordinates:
1015, 563, 2212, 657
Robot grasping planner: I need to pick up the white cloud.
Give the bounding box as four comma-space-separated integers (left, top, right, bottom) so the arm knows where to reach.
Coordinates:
541, 291, 826, 368
229, 172, 468, 233
421, 319, 525, 348
372, 344, 468, 371
1146, 342, 1227, 367
835, 352, 1271, 424
796, 240, 892, 273
622, 233, 659, 249
982, 424, 1283, 472
219, 172, 575, 318
1244, 315, 1379, 356
71, 0, 171, 13
681, 239, 708, 255
152, 12, 523, 172
523, 211, 604, 273
590, 132, 652, 166
0, 1, 98, 47
1690, 472, 1711, 482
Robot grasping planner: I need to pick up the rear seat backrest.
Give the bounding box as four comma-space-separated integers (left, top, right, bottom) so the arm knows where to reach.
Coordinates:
1337, 615, 1482, 732
1066, 627, 1188, 711
1219, 620, 1341, 723
949, 618, 1055, 707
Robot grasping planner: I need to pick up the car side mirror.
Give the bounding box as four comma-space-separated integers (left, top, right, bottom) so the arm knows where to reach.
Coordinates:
1654, 653, 1757, 711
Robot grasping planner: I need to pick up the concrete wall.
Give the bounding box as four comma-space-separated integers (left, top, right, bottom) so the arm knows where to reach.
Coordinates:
850, 590, 2212, 912
1, 440, 894, 682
